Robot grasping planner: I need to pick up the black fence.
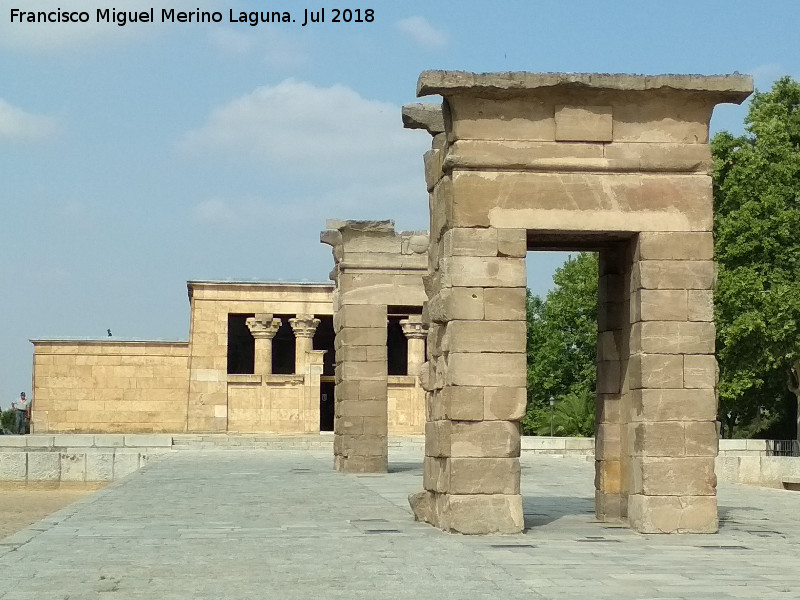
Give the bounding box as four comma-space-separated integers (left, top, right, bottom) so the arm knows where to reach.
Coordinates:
766, 440, 800, 457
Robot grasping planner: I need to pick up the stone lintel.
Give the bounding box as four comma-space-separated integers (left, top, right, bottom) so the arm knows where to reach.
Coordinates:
417, 71, 753, 104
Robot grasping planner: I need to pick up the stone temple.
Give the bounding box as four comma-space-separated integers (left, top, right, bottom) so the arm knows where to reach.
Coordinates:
28, 71, 754, 535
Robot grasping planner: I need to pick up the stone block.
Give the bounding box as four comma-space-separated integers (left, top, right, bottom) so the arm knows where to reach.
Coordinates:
336, 400, 388, 419
632, 289, 689, 322
594, 459, 621, 494
59, 453, 86, 482
634, 260, 715, 290
441, 256, 526, 288
334, 454, 387, 473
27, 452, 60, 481
631, 456, 716, 496
423, 456, 448, 492
113, 451, 141, 479
684, 355, 717, 389
595, 490, 624, 521
0, 453, 26, 480
627, 494, 718, 534
123, 435, 173, 448
631, 388, 717, 422
687, 289, 714, 321
484, 287, 526, 321
335, 327, 386, 348
446, 353, 527, 387
339, 360, 386, 381
443, 493, 524, 534
450, 421, 520, 458
629, 354, 683, 389
684, 422, 718, 457
555, 105, 613, 142
631, 421, 685, 457
428, 288, 484, 322
442, 386, 484, 421
596, 360, 621, 394
425, 420, 449, 457
596, 393, 621, 424
595, 423, 621, 460
0, 436, 27, 448
93, 435, 125, 447
448, 457, 520, 494
444, 227, 497, 256
86, 452, 115, 481
631, 321, 715, 354
484, 386, 526, 420
597, 331, 622, 361
334, 304, 386, 329
637, 232, 714, 261
496, 228, 527, 257
441, 320, 526, 353
53, 434, 95, 448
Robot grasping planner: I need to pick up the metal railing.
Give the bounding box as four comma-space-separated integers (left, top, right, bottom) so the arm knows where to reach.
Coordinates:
766, 440, 800, 457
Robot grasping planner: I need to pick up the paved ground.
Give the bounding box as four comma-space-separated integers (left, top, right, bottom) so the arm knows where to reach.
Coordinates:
1, 446, 799, 599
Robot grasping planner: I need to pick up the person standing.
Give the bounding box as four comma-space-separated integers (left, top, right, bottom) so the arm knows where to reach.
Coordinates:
12, 392, 30, 435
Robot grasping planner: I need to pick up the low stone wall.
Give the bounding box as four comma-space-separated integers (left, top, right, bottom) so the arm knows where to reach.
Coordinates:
716, 456, 800, 488
0, 434, 173, 483
521, 436, 595, 455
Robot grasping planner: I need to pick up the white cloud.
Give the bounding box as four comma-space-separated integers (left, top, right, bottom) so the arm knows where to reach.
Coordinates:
395, 16, 447, 50
0, 99, 58, 142
208, 28, 308, 69
179, 80, 425, 183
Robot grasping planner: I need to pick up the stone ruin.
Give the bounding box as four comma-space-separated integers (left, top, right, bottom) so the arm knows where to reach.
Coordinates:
398, 71, 753, 534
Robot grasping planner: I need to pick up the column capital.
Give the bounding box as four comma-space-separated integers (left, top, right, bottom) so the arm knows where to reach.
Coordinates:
289, 314, 321, 338
246, 314, 281, 339
400, 315, 426, 340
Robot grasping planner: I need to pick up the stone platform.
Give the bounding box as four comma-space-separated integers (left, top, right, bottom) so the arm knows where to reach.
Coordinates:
2, 445, 800, 599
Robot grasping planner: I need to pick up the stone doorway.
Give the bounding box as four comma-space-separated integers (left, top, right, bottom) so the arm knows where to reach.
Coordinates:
404, 71, 753, 534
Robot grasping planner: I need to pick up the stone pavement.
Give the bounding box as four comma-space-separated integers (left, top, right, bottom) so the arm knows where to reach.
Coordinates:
1, 445, 799, 599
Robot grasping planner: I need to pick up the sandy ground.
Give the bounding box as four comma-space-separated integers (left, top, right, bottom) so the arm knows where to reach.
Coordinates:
0, 484, 104, 540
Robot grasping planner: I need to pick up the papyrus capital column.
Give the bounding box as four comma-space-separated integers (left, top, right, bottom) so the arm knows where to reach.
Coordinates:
289, 314, 320, 375
401, 315, 426, 377
246, 314, 281, 376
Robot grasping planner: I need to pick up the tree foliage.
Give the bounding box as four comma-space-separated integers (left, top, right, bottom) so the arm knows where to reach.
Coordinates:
523, 253, 598, 436
712, 76, 800, 438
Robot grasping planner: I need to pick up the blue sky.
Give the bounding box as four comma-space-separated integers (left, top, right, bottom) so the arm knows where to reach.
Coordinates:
1, 0, 798, 409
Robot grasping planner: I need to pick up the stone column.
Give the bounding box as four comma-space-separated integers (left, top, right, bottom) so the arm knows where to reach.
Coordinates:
289, 314, 321, 375
626, 232, 719, 533
400, 315, 426, 376
246, 314, 281, 376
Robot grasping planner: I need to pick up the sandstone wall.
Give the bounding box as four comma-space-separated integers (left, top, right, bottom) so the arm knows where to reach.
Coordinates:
31, 341, 189, 433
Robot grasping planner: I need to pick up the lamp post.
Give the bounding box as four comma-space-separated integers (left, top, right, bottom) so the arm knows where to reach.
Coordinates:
549, 396, 555, 437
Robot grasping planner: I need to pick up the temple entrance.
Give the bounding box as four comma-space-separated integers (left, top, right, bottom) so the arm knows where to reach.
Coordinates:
320, 380, 335, 431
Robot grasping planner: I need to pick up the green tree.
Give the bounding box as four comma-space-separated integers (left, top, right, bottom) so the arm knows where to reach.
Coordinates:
712, 76, 800, 439
523, 253, 598, 436
1, 409, 15, 433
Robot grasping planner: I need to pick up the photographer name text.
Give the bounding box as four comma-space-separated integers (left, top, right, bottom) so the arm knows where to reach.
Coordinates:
9, 7, 375, 27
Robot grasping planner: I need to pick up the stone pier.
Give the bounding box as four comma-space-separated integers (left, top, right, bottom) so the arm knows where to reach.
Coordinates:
321, 220, 427, 473
405, 71, 752, 534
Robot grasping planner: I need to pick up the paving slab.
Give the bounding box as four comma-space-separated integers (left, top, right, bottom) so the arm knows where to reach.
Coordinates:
1, 446, 799, 599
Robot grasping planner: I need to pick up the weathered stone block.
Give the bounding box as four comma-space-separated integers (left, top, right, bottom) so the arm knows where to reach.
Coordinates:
684, 422, 718, 457
684, 355, 717, 389
555, 105, 613, 142
86, 452, 114, 481
423, 456, 448, 492
637, 232, 714, 261
632, 289, 689, 322
631, 422, 685, 457
443, 386, 484, 421
634, 260, 715, 290
629, 354, 683, 389
443, 493, 524, 534
59, 453, 86, 482
631, 388, 717, 421
631, 456, 716, 496
595, 490, 624, 521
627, 494, 718, 534
0, 453, 26, 480
428, 288, 484, 322
595, 423, 621, 460
496, 228, 527, 257
113, 451, 141, 479
27, 452, 60, 481
597, 331, 622, 362
688, 290, 714, 322
594, 459, 621, 494
442, 320, 526, 354
596, 360, 621, 394
446, 353, 527, 387
448, 457, 520, 494
334, 304, 386, 329
484, 386, 526, 420
631, 321, 715, 354
442, 256, 526, 288
444, 227, 497, 256
450, 421, 520, 458
484, 287, 526, 321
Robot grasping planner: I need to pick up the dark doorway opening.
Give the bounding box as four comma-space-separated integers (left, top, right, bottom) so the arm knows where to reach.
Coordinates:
227, 313, 255, 374
313, 315, 335, 377
320, 380, 335, 431
272, 315, 296, 374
